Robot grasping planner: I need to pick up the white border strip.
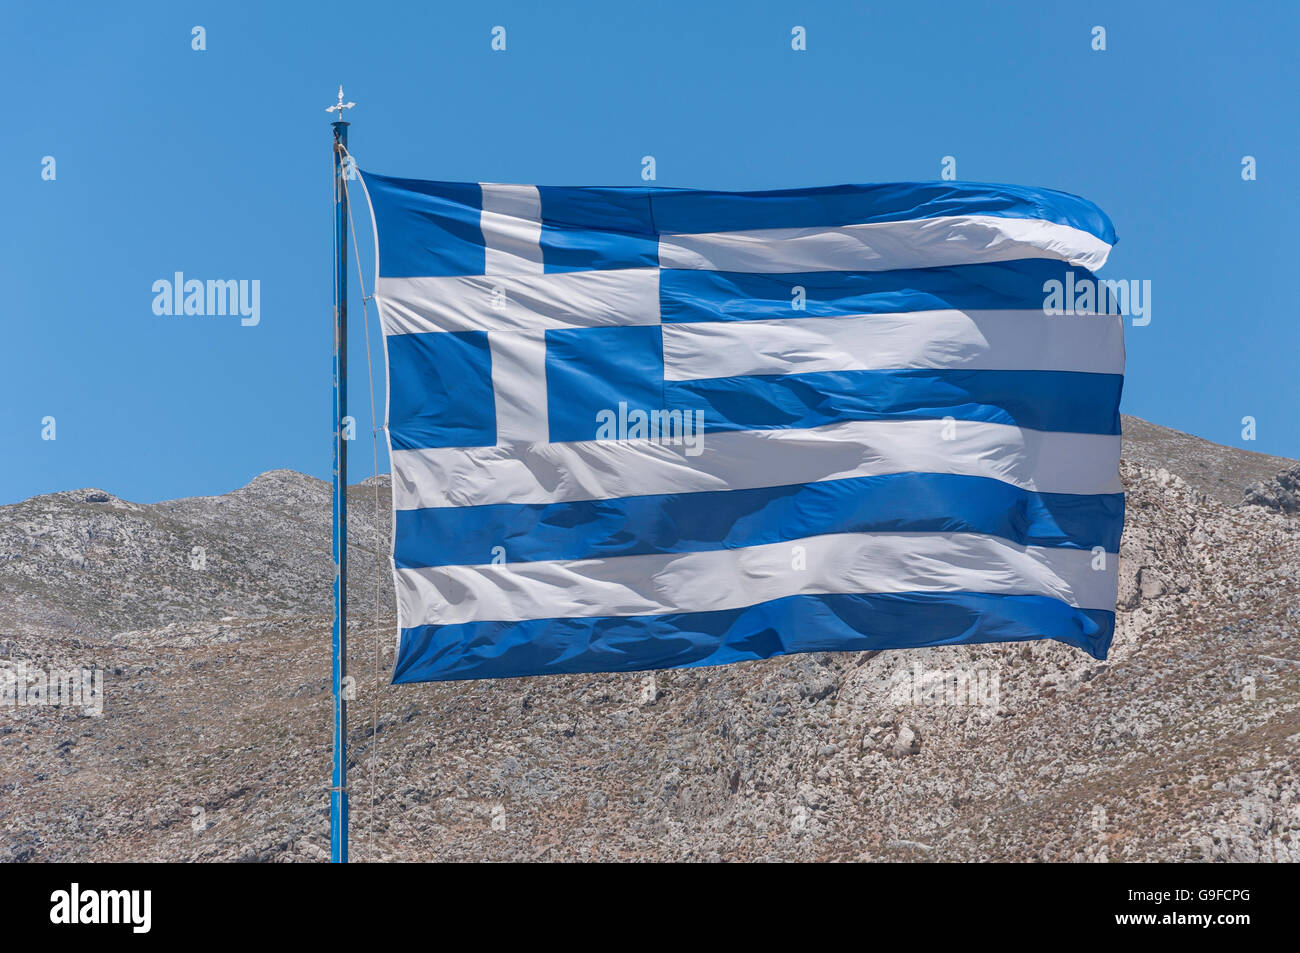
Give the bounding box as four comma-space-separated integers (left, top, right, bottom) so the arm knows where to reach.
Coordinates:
374, 269, 660, 335
480, 183, 543, 276
395, 530, 1118, 626
488, 329, 549, 445
658, 214, 1112, 273
662, 310, 1126, 380
391, 418, 1121, 510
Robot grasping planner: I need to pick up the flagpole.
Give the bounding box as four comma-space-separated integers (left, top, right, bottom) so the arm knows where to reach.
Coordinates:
328, 87, 355, 865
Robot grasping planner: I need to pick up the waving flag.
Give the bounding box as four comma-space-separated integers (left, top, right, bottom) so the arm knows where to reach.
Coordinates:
358, 173, 1124, 682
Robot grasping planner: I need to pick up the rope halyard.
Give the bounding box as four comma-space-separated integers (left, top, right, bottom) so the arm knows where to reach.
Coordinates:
338, 150, 386, 863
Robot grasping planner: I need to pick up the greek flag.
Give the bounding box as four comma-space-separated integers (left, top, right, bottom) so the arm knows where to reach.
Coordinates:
358, 172, 1124, 682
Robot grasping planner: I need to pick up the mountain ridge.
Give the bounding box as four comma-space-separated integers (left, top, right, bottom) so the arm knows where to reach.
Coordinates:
1, 414, 1297, 862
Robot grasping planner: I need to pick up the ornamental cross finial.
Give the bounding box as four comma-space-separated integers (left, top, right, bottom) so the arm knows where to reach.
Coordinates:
326, 85, 356, 120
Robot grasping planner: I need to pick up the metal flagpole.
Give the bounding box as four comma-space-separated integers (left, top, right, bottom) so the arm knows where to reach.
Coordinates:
327, 85, 355, 864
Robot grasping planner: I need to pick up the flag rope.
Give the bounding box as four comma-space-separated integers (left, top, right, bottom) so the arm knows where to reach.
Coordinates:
339, 147, 387, 863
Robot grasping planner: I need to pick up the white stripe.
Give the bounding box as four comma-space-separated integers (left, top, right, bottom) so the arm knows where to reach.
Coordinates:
662, 310, 1125, 381
395, 531, 1118, 626
658, 215, 1112, 273
488, 329, 549, 445
375, 269, 660, 334
391, 419, 1120, 510
480, 183, 543, 276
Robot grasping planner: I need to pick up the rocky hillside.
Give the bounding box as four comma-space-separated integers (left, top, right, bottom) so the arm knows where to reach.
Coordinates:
0, 472, 393, 640
1, 416, 1297, 862
1118, 415, 1296, 504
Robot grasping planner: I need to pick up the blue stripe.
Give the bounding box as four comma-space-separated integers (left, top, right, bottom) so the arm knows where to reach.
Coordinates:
537, 185, 660, 272
364, 175, 1115, 279
361, 172, 485, 278
646, 181, 1116, 243
660, 369, 1122, 438
661, 261, 1115, 322
394, 473, 1123, 569
393, 591, 1115, 682
532, 181, 1115, 244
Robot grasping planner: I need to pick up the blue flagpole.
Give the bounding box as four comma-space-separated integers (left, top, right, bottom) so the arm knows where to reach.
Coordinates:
329, 89, 353, 864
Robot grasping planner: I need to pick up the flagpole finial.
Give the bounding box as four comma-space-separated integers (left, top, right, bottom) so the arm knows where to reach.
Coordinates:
327, 85, 356, 122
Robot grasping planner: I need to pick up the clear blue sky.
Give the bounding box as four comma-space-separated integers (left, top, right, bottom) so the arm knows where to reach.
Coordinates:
5, 0, 1296, 504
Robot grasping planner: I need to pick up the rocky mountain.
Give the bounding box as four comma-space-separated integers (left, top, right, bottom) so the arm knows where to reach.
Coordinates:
0, 471, 393, 640
1, 415, 1297, 862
